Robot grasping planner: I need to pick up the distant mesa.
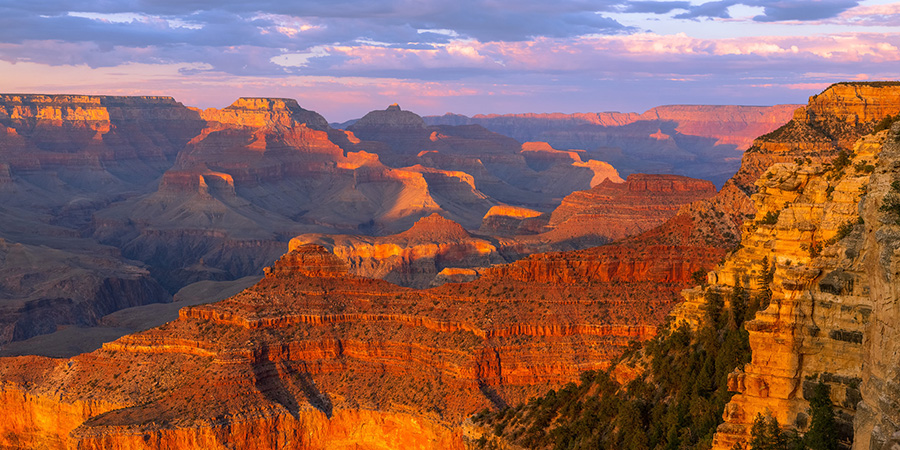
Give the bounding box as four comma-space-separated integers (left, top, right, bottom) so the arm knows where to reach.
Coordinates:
201, 97, 330, 130
348, 103, 427, 131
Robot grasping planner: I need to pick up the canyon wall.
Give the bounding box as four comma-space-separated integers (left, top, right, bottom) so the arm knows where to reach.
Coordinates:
658, 83, 900, 450
0, 242, 673, 449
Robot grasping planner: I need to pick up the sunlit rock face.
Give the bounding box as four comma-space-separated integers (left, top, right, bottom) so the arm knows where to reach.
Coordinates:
655, 82, 900, 450
0, 242, 679, 449
292, 214, 505, 289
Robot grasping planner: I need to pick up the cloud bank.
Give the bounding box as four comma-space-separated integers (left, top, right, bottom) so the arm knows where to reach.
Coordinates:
0, 0, 897, 120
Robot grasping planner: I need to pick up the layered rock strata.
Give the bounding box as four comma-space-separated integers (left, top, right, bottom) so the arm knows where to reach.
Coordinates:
662, 83, 900, 450
0, 243, 671, 449
543, 174, 717, 246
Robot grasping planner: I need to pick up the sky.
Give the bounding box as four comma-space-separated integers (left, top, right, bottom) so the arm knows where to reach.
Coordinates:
1, 0, 899, 122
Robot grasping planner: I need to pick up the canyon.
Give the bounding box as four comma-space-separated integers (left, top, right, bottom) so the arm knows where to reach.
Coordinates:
4, 84, 889, 450
0, 241, 682, 449
0, 94, 782, 350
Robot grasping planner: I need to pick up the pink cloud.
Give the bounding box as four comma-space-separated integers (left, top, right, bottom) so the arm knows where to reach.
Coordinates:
321, 32, 900, 73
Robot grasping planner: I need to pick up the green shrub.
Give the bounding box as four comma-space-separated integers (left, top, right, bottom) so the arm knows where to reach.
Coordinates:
880, 195, 900, 222
831, 150, 851, 173
874, 114, 896, 133
759, 211, 780, 225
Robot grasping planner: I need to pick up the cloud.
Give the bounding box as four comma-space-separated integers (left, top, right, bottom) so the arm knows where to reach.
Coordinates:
830, 3, 900, 26
620, 1, 691, 14
751, 0, 860, 22
674, 1, 738, 19
671, 0, 860, 21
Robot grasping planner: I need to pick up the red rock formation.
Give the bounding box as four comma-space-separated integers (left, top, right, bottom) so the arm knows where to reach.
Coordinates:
0, 243, 668, 449
0, 94, 203, 177
479, 205, 546, 235
543, 173, 717, 245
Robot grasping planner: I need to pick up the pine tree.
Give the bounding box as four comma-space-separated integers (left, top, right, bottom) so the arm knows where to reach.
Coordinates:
804, 383, 839, 450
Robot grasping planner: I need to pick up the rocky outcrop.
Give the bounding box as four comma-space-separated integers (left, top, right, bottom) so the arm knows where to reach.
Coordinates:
291, 214, 505, 288
543, 174, 716, 246
479, 205, 546, 235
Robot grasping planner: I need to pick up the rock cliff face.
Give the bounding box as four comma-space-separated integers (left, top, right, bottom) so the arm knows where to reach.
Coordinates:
659, 83, 900, 450
854, 122, 900, 450
479, 205, 545, 235
0, 94, 203, 179
0, 243, 668, 449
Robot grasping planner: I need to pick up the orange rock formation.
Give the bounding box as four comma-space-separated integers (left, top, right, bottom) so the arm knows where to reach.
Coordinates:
0, 243, 671, 449
291, 214, 505, 288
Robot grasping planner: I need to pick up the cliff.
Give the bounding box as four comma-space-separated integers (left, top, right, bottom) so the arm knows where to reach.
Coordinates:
655, 83, 900, 450
0, 94, 203, 177
0, 243, 668, 449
